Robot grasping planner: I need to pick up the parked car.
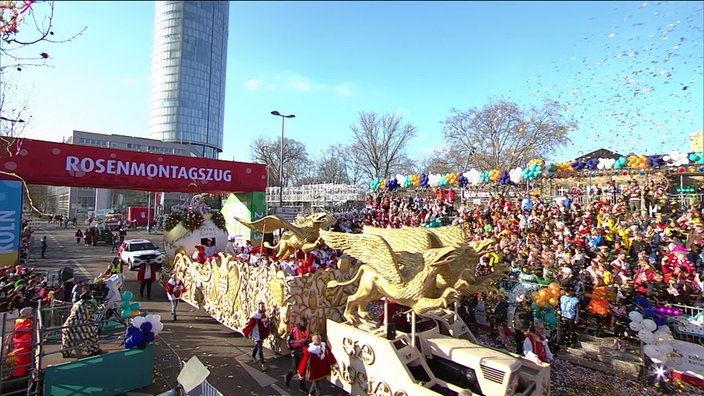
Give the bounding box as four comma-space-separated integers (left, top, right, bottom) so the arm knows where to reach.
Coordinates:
118, 239, 165, 271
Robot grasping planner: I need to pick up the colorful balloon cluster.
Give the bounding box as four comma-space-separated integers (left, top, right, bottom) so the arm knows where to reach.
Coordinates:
120, 291, 140, 318
368, 149, 704, 191
125, 314, 164, 350
530, 283, 563, 328
522, 159, 544, 180
531, 282, 563, 308
689, 151, 704, 164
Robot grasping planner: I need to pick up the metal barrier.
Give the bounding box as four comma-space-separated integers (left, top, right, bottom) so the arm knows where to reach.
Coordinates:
1, 310, 38, 396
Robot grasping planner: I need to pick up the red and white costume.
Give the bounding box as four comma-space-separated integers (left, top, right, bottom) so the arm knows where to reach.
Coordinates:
298, 341, 337, 381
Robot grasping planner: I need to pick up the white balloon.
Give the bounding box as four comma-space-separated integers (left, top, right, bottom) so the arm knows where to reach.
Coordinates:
643, 344, 659, 358
145, 314, 157, 324
628, 311, 643, 323
638, 329, 655, 344
395, 174, 405, 185
629, 321, 643, 332
132, 316, 146, 328
642, 319, 657, 332
657, 325, 670, 333
152, 321, 164, 335
659, 342, 674, 354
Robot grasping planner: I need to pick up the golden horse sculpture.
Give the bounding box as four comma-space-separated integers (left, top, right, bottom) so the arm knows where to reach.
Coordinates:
323, 226, 505, 325
234, 212, 336, 259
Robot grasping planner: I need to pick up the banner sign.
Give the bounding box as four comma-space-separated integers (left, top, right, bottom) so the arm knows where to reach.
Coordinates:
0, 180, 23, 266
0, 138, 267, 193
221, 192, 266, 244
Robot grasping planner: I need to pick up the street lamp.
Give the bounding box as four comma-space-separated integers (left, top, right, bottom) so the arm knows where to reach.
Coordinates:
270, 110, 295, 209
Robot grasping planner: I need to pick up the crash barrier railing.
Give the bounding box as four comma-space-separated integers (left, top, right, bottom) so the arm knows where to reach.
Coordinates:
0, 310, 38, 396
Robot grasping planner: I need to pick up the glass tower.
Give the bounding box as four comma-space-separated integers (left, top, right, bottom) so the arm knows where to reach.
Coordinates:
148, 1, 229, 159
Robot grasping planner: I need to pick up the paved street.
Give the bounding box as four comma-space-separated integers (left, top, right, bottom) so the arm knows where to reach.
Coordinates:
27, 223, 342, 396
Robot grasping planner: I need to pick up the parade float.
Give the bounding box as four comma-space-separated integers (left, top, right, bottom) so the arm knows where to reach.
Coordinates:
162, 207, 550, 395
162, 210, 358, 352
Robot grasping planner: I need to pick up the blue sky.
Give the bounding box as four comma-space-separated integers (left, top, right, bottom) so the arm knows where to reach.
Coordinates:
5, 1, 703, 171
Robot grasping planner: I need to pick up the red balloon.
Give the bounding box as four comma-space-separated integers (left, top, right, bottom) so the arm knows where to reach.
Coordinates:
623, 171, 628, 175
678, 167, 685, 173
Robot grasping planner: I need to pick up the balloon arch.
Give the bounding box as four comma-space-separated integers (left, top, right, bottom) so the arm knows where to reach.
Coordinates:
370, 149, 704, 191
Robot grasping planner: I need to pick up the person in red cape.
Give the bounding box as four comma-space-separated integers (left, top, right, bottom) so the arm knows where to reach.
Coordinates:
522, 321, 554, 365
297, 333, 337, 396
7, 307, 34, 378
242, 301, 270, 371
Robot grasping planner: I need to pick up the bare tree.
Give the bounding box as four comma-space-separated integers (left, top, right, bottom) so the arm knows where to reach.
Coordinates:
1, 1, 86, 73
349, 111, 417, 181
249, 136, 309, 187
310, 145, 352, 185
441, 98, 575, 171
413, 146, 467, 174
1, 1, 86, 135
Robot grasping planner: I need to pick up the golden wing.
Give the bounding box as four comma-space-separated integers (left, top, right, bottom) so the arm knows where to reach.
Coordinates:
320, 230, 403, 284
362, 226, 439, 253
233, 215, 305, 239
468, 238, 496, 256
426, 226, 468, 247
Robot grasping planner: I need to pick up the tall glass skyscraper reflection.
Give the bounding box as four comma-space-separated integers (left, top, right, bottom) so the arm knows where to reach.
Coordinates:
148, 1, 229, 159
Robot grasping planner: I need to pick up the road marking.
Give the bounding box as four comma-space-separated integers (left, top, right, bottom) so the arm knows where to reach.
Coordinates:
234, 355, 278, 388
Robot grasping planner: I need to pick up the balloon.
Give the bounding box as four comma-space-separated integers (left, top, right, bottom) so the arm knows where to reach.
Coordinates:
131, 331, 144, 344
548, 297, 559, 307
121, 301, 130, 310
642, 319, 657, 332
629, 321, 642, 332
659, 343, 674, 354
628, 311, 643, 323
126, 326, 139, 336
125, 337, 136, 349
152, 321, 164, 335
130, 302, 141, 311
538, 289, 549, 299
140, 322, 153, 333
535, 299, 547, 308
137, 340, 148, 350
132, 316, 146, 328
122, 291, 133, 301
144, 331, 155, 343
643, 344, 659, 359
548, 282, 560, 291
121, 309, 131, 318
531, 291, 540, 302
638, 329, 655, 344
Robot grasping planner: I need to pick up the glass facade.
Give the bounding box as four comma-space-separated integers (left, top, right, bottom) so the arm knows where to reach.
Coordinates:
148, 1, 229, 159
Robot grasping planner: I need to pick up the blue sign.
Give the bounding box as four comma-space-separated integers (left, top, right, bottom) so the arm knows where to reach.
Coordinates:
0, 180, 23, 265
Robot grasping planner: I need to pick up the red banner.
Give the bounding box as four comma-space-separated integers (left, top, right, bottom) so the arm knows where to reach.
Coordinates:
0, 138, 267, 193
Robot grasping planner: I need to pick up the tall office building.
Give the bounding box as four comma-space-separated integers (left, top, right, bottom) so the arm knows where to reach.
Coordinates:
148, 1, 229, 159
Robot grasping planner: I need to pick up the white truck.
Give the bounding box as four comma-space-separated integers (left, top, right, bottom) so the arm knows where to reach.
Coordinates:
327, 308, 550, 396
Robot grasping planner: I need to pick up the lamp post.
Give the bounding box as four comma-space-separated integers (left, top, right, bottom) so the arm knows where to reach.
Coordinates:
270, 110, 295, 209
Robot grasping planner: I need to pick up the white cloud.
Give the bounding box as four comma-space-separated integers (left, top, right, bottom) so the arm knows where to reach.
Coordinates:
245, 79, 263, 90
245, 73, 353, 96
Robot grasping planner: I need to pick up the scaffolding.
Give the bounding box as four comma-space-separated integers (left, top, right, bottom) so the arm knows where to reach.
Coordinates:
265, 183, 368, 213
